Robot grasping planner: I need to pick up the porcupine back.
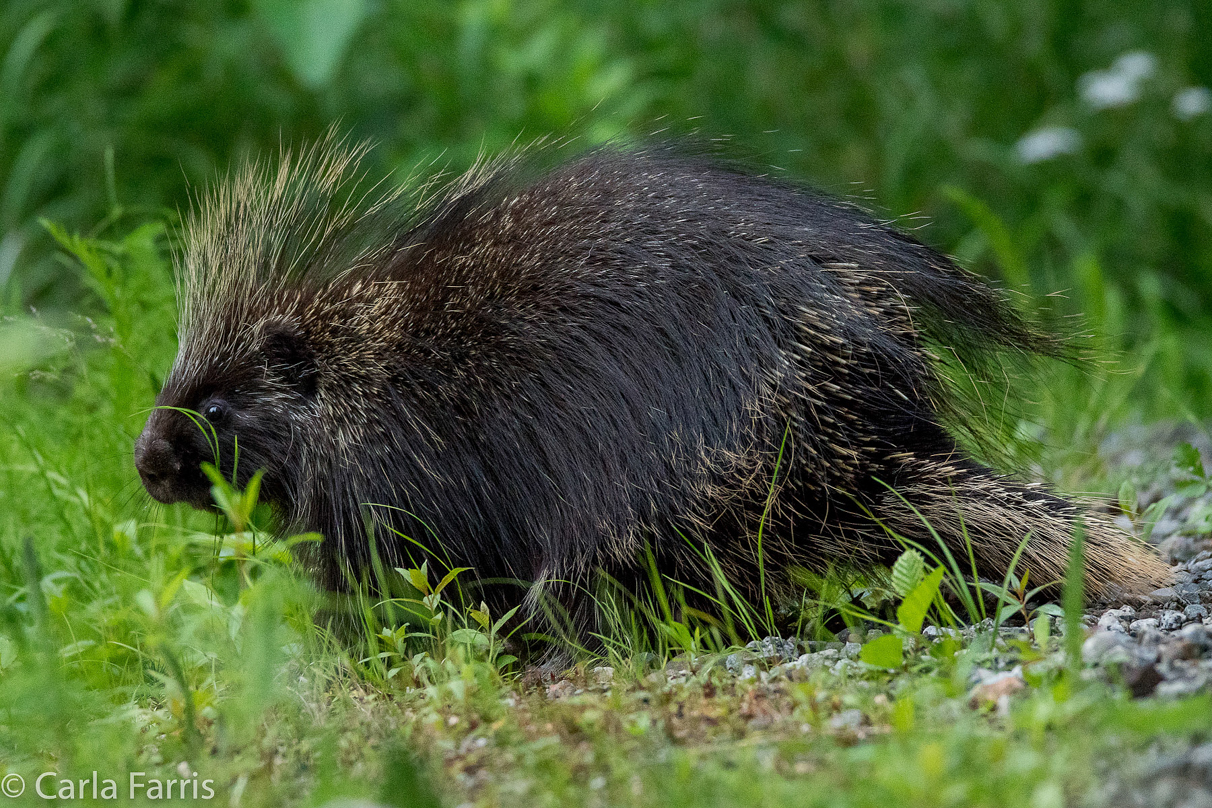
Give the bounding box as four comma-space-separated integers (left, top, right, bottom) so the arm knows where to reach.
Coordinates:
164, 138, 1169, 632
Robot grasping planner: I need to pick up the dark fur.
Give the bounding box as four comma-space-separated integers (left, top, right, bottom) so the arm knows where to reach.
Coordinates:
135, 142, 1169, 635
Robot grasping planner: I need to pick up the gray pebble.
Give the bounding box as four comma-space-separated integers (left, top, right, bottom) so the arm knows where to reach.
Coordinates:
1130, 618, 1160, 634
829, 709, 864, 731
634, 652, 660, 670
831, 659, 859, 676
746, 636, 799, 661
1156, 673, 1209, 698
1177, 583, 1203, 603
1138, 627, 1166, 647
1159, 534, 1211, 563
788, 653, 829, 672
1150, 587, 1180, 603
1152, 518, 1183, 540
1132, 644, 1161, 666
725, 653, 743, 675
1180, 623, 1212, 651
1160, 610, 1187, 631
1186, 604, 1210, 623
1083, 631, 1134, 665
802, 641, 844, 652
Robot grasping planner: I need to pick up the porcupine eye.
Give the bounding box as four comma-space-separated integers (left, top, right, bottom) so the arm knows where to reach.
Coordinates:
202, 400, 229, 424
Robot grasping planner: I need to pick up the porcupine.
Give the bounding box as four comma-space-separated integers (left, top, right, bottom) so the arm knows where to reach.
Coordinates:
133, 138, 1169, 637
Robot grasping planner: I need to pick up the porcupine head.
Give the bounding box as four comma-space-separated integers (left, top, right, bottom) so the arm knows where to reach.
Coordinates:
133, 140, 414, 580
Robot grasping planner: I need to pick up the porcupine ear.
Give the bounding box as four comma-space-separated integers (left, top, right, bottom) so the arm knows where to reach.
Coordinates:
262, 325, 319, 398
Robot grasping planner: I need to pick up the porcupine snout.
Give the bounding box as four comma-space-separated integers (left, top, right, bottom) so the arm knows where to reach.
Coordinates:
133, 431, 181, 499
134, 408, 216, 509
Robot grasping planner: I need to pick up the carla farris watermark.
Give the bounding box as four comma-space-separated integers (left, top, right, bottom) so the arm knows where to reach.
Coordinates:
0, 770, 216, 800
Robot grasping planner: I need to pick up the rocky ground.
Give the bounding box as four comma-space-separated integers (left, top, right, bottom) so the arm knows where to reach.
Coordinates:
529, 424, 1212, 807
1085, 423, 1212, 697
641, 424, 1212, 701
357, 424, 1212, 808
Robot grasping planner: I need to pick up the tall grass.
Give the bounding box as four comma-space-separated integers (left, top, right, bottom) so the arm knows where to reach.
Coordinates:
1, 5, 1210, 802
1, 209, 1207, 805
3, 0, 1210, 418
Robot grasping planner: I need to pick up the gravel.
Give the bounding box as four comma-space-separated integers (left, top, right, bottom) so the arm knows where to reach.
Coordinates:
1098, 742, 1212, 808
540, 426, 1212, 803
712, 428, 1212, 699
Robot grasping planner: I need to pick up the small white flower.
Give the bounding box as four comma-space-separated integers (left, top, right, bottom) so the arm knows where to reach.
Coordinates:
1079, 70, 1140, 110
1173, 86, 1212, 121
1113, 51, 1158, 83
1078, 50, 1158, 110
1015, 127, 1082, 164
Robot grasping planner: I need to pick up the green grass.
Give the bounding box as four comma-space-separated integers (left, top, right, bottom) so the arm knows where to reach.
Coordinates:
5, 1, 1212, 416
0, 221, 1206, 806
3, 3, 1212, 805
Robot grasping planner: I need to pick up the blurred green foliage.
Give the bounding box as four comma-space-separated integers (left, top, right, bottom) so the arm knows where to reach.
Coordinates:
1, 5, 1211, 801
3, 0, 1211, 412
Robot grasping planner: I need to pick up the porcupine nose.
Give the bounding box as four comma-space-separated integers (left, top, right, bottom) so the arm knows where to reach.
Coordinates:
134, 431, 182, 501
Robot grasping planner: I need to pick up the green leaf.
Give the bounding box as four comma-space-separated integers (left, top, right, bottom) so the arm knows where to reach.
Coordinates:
200, 462, 225, 488
859, 633, 904, 669
492, 604, 522, 635
1141, 496, 1175, 543
943, 185, 1031, 292
468, 608, 490, 630
283, 532, 324, 548
252, 0, 368, 88
378, 741, 443, 808
0, 318, 64, 374
134, 589, 158, 619
1032, 615, 1051, 646
1118, 480, 1138, 519
1024, 582, 1058, 601
432, 567, 472, 598
896, 566, 945, 634
1097, 694, 1212, 734
210, 484, 235, 519
890, 549, 926, 597
404, 568, 429, 595
977, 581, 1013, 597
1175, 442, 1206, 479
1175, 479, 1210, 498
657, 620, 695, 649
1034, 603, 1065, 618
447, 628, 488, 649
242, 469, 264, 516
